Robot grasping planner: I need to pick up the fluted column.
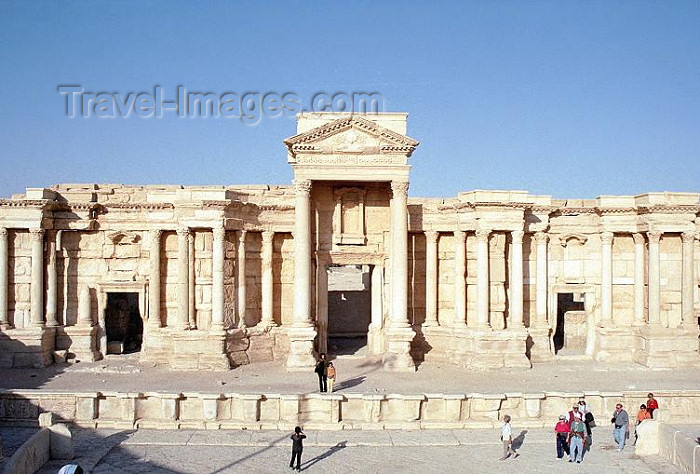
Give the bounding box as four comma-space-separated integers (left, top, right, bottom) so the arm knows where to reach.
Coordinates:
534, 232, 548, 327
148, 230, 162, 327
177, 227, 190, 330
390, 180, 409, 328
188, 232, 196, 329
600, 232, 614, 325
237, 230, 247, 328
30, 228, 45, 327
211, 226, 225, 331
476, 229, 491, 328
293, 180, 313, 327
45, 231, 59, 327
509, 230, 524, 328
632, 233, 646, 326
0, 227, 10, 329
423, 231, 439, 327
260, 230, 275, 327
647, 230, 661, 325
453, 230, 467, 328
681, 231, 696, 327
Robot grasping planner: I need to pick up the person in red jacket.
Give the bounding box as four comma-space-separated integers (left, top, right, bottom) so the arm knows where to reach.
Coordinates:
646, 393, 659, 418
554, 415, 571, 460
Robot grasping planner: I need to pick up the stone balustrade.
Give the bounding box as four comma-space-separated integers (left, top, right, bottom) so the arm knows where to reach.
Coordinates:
1, 390, 699, 431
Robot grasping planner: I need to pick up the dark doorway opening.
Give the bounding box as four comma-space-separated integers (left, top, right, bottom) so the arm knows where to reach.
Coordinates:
553, 293, 585, 354
327, 265, 371, 356
105, 293, 143, 354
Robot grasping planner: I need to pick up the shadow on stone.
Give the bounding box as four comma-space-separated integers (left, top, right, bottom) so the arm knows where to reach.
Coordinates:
512, 430, 528, 450
301, 441, 347, 471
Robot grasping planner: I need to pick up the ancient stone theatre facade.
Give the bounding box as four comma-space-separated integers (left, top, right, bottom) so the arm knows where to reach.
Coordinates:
0, 113, 698, 371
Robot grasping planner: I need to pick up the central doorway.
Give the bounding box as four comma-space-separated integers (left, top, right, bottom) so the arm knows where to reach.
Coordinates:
105, 292, 143, 354
327, 264, 371, 356
553, 292, 586, 355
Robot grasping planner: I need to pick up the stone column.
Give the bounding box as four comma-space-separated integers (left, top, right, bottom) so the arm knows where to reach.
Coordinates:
423, 231, 439, 327
681, 231, 696, 327
600, 232, 614, 326
211, 226, 225, 332
534, 232, 548, 326
632, 233, 646, 326
188, 232, 196, 329
30, 228, 45, 327
647, 230, 662, 326
389, 180, 410, 328
237, 230, 247, 328
45, 231, 59, 327
148, 230, 162, 328
509, 230, 524, 328
77, 285, 92, 326
293, 179, 313, 327
177, 227, 190, 330
260, 230, 275, 327
453, 231, 467, 328
371, 264, 384, 329
475, 229, 491, 328
0, 227, 10, 329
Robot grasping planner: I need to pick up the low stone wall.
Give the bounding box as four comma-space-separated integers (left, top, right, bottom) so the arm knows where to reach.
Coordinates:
659, 423, 700, 474
2, 389, 699, 431
2, 428, 50, 474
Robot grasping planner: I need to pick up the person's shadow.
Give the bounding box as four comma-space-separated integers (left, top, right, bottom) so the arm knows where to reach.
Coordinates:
300, 441, 347, 471
512, 430, 528, 450
333, 376, 365, 391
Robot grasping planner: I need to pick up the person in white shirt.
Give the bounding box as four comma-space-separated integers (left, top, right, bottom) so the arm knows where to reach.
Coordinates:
500, 414, 519, 460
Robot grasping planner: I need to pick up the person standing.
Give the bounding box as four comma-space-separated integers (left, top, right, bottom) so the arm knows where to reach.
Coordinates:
327, 362, 336, 393
567, 404, 582, 424
554, 414, 570, 460
289, 426, 306, 472
314, 353, 328, 393
579, 398, 594, 446
568, 417, 587, 463
634, 404, 652, 445
646, 393, 659, 418
611, 403, 630, 452
499, 415, 518, 460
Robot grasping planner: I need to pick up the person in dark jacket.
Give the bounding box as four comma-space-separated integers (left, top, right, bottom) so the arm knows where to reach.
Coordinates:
314, 353, 328, 393
289, 426, 306, 471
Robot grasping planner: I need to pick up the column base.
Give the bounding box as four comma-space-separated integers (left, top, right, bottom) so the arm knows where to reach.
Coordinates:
285, 325, 317, 371
57, 325, 101, 363
526, 326, 553, 362
634, 325, 699, 368
171, 331, 230, 371
592, 325, 638, 363
382, 326, 416, 372
0, 327, 55, 368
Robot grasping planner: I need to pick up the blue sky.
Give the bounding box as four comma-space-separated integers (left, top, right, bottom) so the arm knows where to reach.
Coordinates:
1, 1, 698, 199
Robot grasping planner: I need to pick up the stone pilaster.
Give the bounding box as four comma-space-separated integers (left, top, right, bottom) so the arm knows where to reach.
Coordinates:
237, 230, 247, 328
384, 180, 415, 371
453, 231, 467, 328
188, 232, 196, 329
287, 180, 316, 371
632, 233, 646, 326
148, 229, 162, 328
29, 228, 45, 327
600, 232, 614, 326
211, 226, 225, 332
45, 231, 59, 327
177, 227, 190, 330
534, 232, 548, 327
681, 231, 696, 328
509, 231, 524, 328
0, 227, 10, 329
475, 229, 491, 329
260, 230, 275, 327
423, 231, 439, 327
647, 230, 661, 326
368, 263, 384, 354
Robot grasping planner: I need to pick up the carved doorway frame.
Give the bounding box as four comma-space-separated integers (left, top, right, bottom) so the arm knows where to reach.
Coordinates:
95, 278, 148, 357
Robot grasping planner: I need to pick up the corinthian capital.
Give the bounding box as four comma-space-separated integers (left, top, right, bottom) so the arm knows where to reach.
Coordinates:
600, 232, 614, 245
475, 229, 491, 242
293, 179, 312, 196
632, 233, 645, 245
29, 228, 44, 241
391, 181, 409, 198
681, 231, 695, 244
424, 230, 439, 244
534, 232, 548, 244
647, 229, 662, 243
511, 230, 524, 244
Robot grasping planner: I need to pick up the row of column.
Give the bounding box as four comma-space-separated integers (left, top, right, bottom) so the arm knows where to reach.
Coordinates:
600, 230, 697, 327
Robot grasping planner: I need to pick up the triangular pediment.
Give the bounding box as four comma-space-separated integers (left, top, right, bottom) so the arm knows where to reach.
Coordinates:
284, 116, 419, 160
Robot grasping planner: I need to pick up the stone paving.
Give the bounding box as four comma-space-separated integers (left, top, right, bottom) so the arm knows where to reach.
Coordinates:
34, 425, 683, 474
0, 427, 39, 471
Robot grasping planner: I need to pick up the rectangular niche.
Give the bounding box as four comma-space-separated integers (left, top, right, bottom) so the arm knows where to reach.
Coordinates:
333, 187, 366, 245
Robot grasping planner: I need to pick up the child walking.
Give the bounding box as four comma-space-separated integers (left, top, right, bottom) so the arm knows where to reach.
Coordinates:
289, 426, 306, 472
499, 414, 518, 460
327, 362, 337, 392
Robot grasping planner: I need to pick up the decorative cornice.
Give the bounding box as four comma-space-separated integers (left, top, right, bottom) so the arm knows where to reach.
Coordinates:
104, 202, 174, 210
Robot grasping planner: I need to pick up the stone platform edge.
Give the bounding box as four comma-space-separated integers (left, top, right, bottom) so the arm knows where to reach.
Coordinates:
1, 389, 698, 431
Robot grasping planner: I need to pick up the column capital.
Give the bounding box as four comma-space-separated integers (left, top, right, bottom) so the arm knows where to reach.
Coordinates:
534, 232, 548, 244
681, 231, 695, 243
648, 230, 662, 243
29, 228, 44, 240
293, 179, 312, 196
424, 230, 439, 244
176, 227, 190, 237
390, 180, 409, 198
238, 229, 247, 242
212, 226, 226, 240
632, 233, 645, 245
0, 227, 7, 237
511, 230, 524, 244
150, 228, 163, 240
454, 230, 466, 243
187, 231, 195, 244
475, 229, 491, 242
600, 231, 614, 245
262, 230, 275, 243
